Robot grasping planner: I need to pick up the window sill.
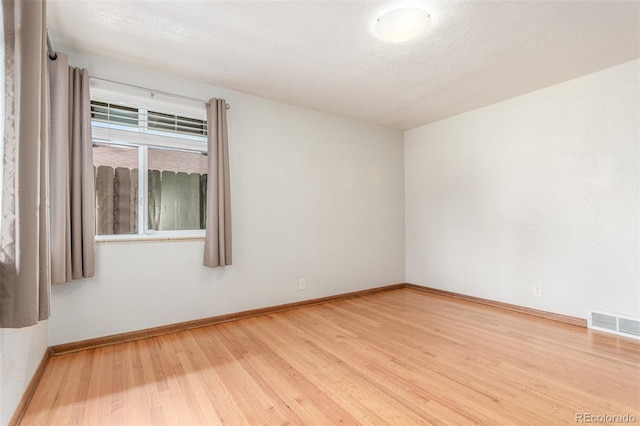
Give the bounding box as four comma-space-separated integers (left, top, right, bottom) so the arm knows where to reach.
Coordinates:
96, 232, 205, 244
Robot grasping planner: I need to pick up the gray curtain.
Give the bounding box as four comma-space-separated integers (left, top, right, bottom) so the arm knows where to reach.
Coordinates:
0, 0, 51, 327
203, 99, 232, 267
48, 53, 95, 284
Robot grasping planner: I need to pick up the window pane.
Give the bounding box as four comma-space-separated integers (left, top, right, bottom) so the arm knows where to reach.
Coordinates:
148, 110, 207, 137
93, 143, 139, 235
147, 147, 207, 231
91, 101, 138, 128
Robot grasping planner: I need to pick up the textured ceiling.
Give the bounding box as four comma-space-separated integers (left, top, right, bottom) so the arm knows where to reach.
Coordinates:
47, 1, 640, 131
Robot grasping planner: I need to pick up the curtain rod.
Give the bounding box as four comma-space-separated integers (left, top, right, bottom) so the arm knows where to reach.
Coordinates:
90, 76, 231, 110
47, 31, 229, 110
46, 29, 57, 60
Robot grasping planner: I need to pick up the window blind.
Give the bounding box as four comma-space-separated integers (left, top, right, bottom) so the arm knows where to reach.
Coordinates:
89, 80, 208, 152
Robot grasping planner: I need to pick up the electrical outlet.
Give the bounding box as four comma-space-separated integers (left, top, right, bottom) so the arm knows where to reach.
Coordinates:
298, 278, 306, 291
533, 285, 543, 298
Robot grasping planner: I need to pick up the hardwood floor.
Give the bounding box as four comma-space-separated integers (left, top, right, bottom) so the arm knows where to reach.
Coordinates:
21, 289, 640, 425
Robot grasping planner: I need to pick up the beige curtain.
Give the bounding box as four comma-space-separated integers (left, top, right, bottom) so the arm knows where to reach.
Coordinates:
203, 99, 232, 267
48, 53, 95, 284
0, 0, 51, 327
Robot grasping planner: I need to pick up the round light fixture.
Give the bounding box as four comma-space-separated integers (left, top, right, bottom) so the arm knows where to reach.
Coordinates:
374, 8, 431, 43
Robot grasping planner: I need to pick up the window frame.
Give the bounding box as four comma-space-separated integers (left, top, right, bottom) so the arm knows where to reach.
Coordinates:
90, 83, 208, 242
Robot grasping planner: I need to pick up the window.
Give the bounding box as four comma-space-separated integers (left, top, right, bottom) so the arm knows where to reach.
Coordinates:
90, 87, 208, 238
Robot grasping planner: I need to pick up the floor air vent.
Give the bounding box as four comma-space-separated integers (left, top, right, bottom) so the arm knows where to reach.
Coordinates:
589, 310, 640, 340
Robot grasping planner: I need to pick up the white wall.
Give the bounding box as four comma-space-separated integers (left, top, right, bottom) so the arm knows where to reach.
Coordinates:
0, 323, 48, 426
49, 51, 405, 345
405, 60, 639, 319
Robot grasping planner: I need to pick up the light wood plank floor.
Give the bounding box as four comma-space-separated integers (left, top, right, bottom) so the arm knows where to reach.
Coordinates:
22, 289, 640, 425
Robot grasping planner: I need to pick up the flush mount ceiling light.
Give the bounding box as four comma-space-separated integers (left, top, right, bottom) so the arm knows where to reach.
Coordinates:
374, 8, 431, 43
